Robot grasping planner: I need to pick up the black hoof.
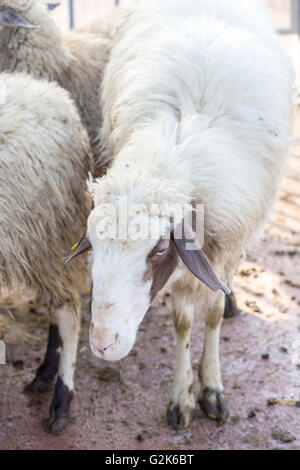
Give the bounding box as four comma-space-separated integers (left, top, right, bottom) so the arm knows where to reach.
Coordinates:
167, 402, 195, 430
46, 376, 73, 435
25, 375, 55, 394
46, 414, 69, 435
224, 291, 239, 319
199, 388, 229, 424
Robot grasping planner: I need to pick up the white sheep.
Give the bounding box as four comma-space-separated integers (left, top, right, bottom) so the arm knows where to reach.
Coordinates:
70, 0, 295, 429
0, 72, 93, 434
0, 0, 111, 161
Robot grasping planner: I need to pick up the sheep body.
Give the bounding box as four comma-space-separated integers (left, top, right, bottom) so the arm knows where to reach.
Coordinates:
0, 72, 93, 434
0, 73, 92, 303
88, 0, 295, 428
99, 0, 294, 250
0, 0, 111, 155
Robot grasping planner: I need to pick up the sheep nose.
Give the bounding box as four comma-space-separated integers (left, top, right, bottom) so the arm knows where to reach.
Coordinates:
98, 343, 114, 357
90, 333, 120, 358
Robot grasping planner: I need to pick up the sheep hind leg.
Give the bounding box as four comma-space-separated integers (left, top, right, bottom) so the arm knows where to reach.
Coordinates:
198, 292, 228, 424
167, 290, 195, 430
46, 299, 81, 435
26, 323, 61, 393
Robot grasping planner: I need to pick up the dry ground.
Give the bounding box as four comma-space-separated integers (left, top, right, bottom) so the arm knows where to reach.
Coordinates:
0, 108, 299, 449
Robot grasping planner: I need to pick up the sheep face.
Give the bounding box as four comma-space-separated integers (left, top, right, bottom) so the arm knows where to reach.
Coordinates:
77, 208, 230, 362
87, 212, 176, 362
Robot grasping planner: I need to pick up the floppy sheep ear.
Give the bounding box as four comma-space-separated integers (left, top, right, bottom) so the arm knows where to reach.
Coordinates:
172, 222, 231, 295
0, 8, 37, 29
47, 3, 60, 11
65, 233, 92, 264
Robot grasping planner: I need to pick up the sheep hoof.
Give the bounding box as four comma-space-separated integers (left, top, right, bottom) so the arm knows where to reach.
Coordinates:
224, 291, 239, 319
25, 376, 55, 394
199, 388, 229, 424
46, 414, 69, 435
167, 402, 195, 430
45, 376, 73, 435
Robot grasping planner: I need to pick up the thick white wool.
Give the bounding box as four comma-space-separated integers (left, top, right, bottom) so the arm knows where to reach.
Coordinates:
0, 73, 93, 304
0, 0, 111, 158
92, 0, 294, 258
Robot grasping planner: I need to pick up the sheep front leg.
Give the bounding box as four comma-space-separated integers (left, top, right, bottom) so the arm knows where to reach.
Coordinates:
26, 323, 61, 393
46, 300, 81, 435
167, 291, 195, 429
198, 292, 228, 423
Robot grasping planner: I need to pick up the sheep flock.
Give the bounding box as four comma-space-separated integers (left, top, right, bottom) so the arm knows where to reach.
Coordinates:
0, 0, 296, 438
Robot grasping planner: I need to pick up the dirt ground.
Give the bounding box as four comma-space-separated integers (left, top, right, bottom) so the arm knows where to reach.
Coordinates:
0, 109, 300, 450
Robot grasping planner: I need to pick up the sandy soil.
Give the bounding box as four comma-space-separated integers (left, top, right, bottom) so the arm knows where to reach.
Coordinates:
0, 108, 300, 450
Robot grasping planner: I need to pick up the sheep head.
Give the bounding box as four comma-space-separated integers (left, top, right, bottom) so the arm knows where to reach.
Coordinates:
0, 1, 36, 28
67, 200, 230, 362
0, 1, 60, 30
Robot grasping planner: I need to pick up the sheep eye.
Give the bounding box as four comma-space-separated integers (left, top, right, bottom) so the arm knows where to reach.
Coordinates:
156, 248, 167, 256
148, 239, 170, 260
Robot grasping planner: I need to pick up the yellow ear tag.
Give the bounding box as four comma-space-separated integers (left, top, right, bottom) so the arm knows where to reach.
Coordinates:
72, 243, 79, 251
